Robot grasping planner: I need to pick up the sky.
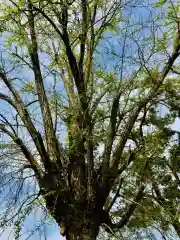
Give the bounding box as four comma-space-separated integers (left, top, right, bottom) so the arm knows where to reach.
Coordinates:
0, 226, 65, 240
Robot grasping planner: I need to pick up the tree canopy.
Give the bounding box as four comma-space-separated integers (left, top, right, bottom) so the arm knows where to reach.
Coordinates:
0, 0, 179, 239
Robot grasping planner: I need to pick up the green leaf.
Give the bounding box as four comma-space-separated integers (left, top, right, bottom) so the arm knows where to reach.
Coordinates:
152, 0, 167, 7
20, 81, 35, 93
111, 50, 117, 56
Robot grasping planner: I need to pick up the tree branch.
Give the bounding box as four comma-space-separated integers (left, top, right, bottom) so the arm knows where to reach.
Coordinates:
106, 178, 123, 212
149, 162, 180, 237
0, 70, 50, 171
79, 0, 88, 71
112, 183, 145, 229
152, 181, 180, 236
0, 114, 16, 135
111, 31, 180, 172
27, 1, 62, 167
103, 90, 123, 169
111, 160, 149, 230
0, 93, 17, 109
31, 2, 88, 112
0, 125, 42, 178
111, 105, 142, 171
117, 150, 135, 175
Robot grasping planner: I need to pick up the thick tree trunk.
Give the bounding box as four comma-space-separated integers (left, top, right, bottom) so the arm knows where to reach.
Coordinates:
172, 220, 180, 237
66, 228, 97, 240
65, 218, 99, 240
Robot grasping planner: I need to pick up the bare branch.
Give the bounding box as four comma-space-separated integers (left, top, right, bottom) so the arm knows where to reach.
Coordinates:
0, 93, 17, 109
112, 183, 145, 229
106, 178, 123, 212
0, 125, 42, 178
0, 114, 16, 135
111, 160, 149, 230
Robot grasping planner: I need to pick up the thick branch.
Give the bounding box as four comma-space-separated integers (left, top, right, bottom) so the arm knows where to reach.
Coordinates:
63, 34, 88, 112
111, 105, 142, 170
79, 0, 88, 71
27, 1, 62, 166
0, 71, 50, 170
31, 4, 93, 182
117, 151, 135, 175
85, 1, 97, 86
103, 90, 122, 169
31, 2, 87, 112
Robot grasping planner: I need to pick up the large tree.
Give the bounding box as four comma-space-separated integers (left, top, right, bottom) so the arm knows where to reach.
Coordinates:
0, 0, 179, 239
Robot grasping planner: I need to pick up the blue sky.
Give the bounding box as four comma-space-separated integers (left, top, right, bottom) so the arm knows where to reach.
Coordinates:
0, 226, 65, 240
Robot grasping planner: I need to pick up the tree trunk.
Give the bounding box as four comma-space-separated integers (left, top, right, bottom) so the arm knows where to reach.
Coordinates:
172, 220, 180, 237
66, 229, 97, 240
65, 219, 99, 240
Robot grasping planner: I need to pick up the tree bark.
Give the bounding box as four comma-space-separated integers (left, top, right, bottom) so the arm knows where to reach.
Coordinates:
172, 220, 180, 237
65, 218, 99, 240
66, 229, 97, 240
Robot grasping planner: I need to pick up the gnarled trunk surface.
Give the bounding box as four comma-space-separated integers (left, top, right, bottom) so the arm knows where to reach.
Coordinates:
65, 218, 99, 240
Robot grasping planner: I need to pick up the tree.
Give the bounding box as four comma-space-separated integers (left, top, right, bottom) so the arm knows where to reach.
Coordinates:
0, 0, 179, 239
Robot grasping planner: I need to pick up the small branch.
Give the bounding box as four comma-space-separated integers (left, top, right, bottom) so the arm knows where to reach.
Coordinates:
167, 163, 180, 183
31, 3, 63, 38
106, 178, 123, 212
1, 192, 41, 228
0, 125, 42, 178
112, 183, 145, 229
109, 160, 149, 230
91, 85, 112, 116
150, 164, 180, 237
171, 67, 180, 75
0, 114, 16, 135
139, 105, 147, 143
11, 52, 33, 70
152, 226, 168, 240
26, 99, 39, 108
0, 93, 17, 109
153, 181, 180, 236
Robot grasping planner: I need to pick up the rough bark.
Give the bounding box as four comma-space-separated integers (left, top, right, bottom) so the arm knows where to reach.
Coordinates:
65, 218, 98, 240
172, 221, 180, 237
41, 176, 112, 240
